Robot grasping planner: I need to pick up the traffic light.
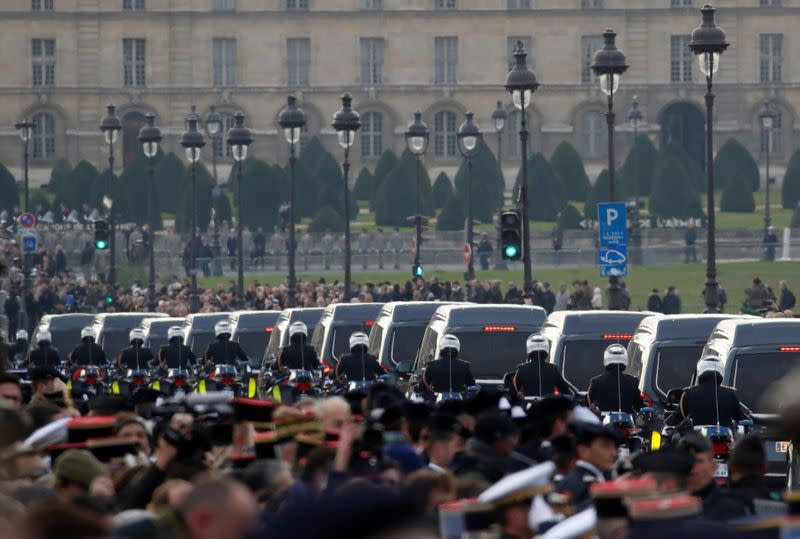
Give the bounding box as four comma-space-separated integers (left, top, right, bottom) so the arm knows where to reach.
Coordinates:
500, 210, 522, 260
412, 264, 424, 278
94, 219, 109, 250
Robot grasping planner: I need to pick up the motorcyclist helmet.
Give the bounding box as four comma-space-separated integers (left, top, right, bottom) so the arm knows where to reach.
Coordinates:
439, 334, 461, 357
288, 321, 308, 339
129, 328, 146, 344
603, 344, 628, 368
167, 326, 184, 342
37, 330, 52, 344
349, 331, 369, 350
81, 326, 97, 341
696, 355, 724, 379
16, 329, 28, 341
214, 320, 233, 338
526, 333, 549, 360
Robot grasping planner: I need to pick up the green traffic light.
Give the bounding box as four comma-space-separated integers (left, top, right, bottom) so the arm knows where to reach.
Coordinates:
413, 264, 424, 277
504, 245, 519, 258
95, 240, 108, 250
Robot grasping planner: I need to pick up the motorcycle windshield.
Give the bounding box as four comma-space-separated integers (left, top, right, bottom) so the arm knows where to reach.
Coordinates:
732, 351, 800, 413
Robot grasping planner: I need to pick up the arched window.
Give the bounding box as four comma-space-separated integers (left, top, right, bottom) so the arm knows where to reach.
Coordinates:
213, 113, 237, 158
360, 111, 383, 158
580, 111, 605, 158
31, 112, 55, 160
433, 110, 457, 158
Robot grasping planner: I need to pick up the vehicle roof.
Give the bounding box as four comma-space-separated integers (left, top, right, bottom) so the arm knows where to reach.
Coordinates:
430, 304, 547, 328
230, 311, 281, 331
323, 302, 385, 321
542, 310, 659, 335
229, 311, 281, 323
711, 318, 800, 349
40, 313, 95, 328
94, 312, 166, 328
378, 301, 461, 323
183, 312, 230, 329
635, 314, 754, 342
140, 317, 184, 328
279, 307, 325, 322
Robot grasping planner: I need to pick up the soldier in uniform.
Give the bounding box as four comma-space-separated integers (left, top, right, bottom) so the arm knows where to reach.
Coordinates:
556, 421, 619, 508
513, 334, 572, 398
587, 344, 644, 413
68, 326, 107, 368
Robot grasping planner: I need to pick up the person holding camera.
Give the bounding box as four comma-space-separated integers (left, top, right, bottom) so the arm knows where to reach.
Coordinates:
203, 321, 248, 368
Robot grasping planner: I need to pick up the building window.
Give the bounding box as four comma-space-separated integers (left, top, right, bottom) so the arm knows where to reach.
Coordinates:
435, 0, 457, 8
581, 0, 603, 7
32, 39, 56, 87
212, 113, 236, 158
581, 35, 603, 84
360, 112, 383, 158
31, 112, 55, 161
671, 0, 691, 5
287, 38, 310, 86
507, 36, 532, 71
760, 34, 783, 82
580, 111, 605, 158
505, 111, 530, 158
670, 35, 692, 82
508, 0, 531, 7
32, 0, 54, 10
213, 38, 237, 87
361, 0, 382, 8
434, 37, 458, 84
123, 0, 145, 9
433, 111, 458, 158
212, 0, 235, 9
122, 38, 146, 87
761, 111, 783, 154
360, 38, 384, 85
287, 0, 308, 10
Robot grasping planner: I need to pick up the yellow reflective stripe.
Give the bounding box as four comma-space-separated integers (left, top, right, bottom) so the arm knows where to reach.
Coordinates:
66, 380, 72, 389
112, 381, 120, 394
272, 385, 282, 403
199, 379, 206, 394
248, 378, 257, 399
651, 430, 662, 451
152, 381, 160, 392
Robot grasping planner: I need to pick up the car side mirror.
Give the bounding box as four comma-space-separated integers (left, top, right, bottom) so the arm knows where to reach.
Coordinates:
396, 360, 413, 375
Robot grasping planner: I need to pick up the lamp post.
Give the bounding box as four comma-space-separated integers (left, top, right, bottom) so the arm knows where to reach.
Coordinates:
180, 106, 206, 314
332, 93, 361, 302
591, 29, 629, 309
405, 111, 429, 278
100, 104, 122, 285
14, 119, 33, 211
457, 112, 482, 282
505, 41, 539, 298
491, 101, 508, 270
627, 96, 642, 256
138, 113, 162, 311
689, 3, 728, 313
226, 112, 253, 301
206, 106, 224, 277
759, 100, 775, 239
278, 96, 306, 308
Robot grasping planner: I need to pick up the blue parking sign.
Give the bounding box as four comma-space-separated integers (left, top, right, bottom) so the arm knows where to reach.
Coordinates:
598, 202, 628, 246
599, 245, 628, 277
22, 234, 37, 254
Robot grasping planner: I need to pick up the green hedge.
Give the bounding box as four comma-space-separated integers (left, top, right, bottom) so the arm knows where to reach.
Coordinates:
436, 192, 465, 231
714, 138, 760, 192
308, 205, 344, 233
720, 171, 756, 212
649, 153, 704, 219
452, 140, 502, 224
433, 172, 453, 210
550, 141, 590, 202
0, 162, 18, 212
782, 150, 800, 210
353, 167, 373, 201
558, 203, 583, 229
155, 152, 186, 214
375, 149, 434, 227
620, 135, 658, 197
512, 153, 565, 222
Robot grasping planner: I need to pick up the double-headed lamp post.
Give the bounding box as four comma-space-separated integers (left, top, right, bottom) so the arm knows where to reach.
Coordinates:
180, 106, 206, 314
504, 41, 539, 298
332, 94, 361, 303
405, 111, 429, 278
627, 96, 642, 253
100, 104, 122, 285
14, 119, 33, 211
226, 112, 253, 301
278, 96, 306, 308
689, 3, 728, 313
205, 106, 224, 277
138, 113, 162, 311
759, 100, 776, 238
491, 102, 508, 271
591, 28, 628, 309
457, 112, 482, 282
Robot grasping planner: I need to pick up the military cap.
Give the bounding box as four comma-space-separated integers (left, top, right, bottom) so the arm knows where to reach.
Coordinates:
479, 461, 555, 508
474, 413, 519, 445
67, 416, 116, 443
628, 495, 701, 521
232, 397, 276, 428
253, 431, 281, 461
85, 437, 139, 463
570, 420, 622, 445
539, 507, 597, 539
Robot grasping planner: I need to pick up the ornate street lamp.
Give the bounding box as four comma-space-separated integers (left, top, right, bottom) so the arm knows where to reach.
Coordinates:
457, 111, 483, 282
205, 106, 224, 277
404, 111, 429, 278
99, 104, 122, 285
180, 106, 206, 314
14, 119, 33, 212
505, 41, 539, 297
689, 3, 728, 312
332, 93, 361, 302
759, 100, 776, 240
491, 101, 508, 270
226, 112, 253, 301
138, 112, 162, 311
278, 95, 306, 307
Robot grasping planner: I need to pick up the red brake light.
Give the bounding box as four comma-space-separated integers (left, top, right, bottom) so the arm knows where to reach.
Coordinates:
641, 392, 654, 408
297, 381, 311, 392
483, 325, 517, 332
174, 378, 186, 388
221, 376, 235, 385
86, 376, 98, 385
322, 360, 332, 375
265, 327, 274, 332
712, 440, 731, 458
602, 333, 633, 340
554, 388, 560, 395
780, 346, 800, 352
364, 321, 375, 326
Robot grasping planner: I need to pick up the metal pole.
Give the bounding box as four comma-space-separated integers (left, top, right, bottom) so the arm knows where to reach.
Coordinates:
288, 141, 297, 307
147, 156, 157, 310
764, 128, 771, 233
465, 156, 475, 281
632, 122, 640, 250
414, 155, 422, 273
606, 93, 622, 308
211, 138, 222, 277
343, 146, 352, 302
237, 159, 244, 299
495, 131, 507, 270
21, 135, 30, 332
519, 110, 533, 296
190, 160, 200, 313
107, 140, 117, 285
23, 136, 29, 212
703, 81, 719, 312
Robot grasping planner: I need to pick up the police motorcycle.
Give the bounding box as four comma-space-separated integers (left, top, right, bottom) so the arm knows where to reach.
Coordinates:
331, 332, 391, 395
402, 335, 479, 405
260, 322, 324, 403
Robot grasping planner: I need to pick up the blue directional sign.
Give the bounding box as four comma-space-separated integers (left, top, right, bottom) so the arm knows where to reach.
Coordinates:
22, 234, 37, 254
599, 245, 628, 277
598, 202, 628, 246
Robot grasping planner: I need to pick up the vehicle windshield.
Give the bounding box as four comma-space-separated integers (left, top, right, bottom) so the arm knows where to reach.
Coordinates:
653, 346, 704, 398
562, 338, 631, 391
450, 330, 529, 380
733, 351, 800, 413
189, 331, 215, 356
100, 331, 132, 360
388, 326, 427, 367
326, 324, 374, 362
235, 332, 270, 359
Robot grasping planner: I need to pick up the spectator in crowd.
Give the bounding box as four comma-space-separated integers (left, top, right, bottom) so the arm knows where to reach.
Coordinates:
661, 286, 682, 315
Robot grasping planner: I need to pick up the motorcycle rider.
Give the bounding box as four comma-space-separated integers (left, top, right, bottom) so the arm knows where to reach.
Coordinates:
679, 356, 749, 428
68, 327, 107, 368
275, 321, 320, 374
203, 321, 248, 368
512, 333, 572, 398
422, 334, 476, 394
25, 331, 61, 370
8, 330, 29, 365
587, 344, 644, 413
118, 328, 155, 371
158, 326, 196, 370
335, 331, 383, 385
